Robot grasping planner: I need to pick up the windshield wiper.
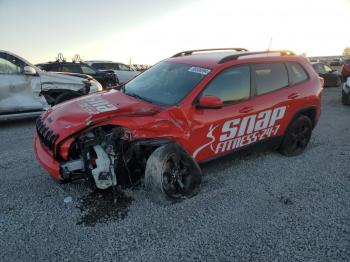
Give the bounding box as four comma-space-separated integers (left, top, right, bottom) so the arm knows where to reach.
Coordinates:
126, 92, 154, 104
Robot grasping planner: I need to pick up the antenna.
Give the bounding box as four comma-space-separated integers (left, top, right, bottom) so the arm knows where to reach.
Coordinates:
267, 37, 273, 53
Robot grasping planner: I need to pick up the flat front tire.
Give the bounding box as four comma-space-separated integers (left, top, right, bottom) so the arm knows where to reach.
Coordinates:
145, 144, 202, 205
279, 115, 312, 156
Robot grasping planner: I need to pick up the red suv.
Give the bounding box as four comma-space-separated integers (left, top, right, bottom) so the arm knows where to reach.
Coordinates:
34, 48, 323, 204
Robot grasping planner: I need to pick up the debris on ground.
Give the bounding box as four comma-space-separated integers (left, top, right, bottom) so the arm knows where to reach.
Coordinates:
76, 188, 133, 226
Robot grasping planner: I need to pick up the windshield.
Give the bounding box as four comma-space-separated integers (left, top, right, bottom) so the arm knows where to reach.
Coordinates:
124, 61, 210, 106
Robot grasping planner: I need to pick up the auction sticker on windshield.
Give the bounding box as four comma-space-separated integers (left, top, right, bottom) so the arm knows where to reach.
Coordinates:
188, 67, 211, 75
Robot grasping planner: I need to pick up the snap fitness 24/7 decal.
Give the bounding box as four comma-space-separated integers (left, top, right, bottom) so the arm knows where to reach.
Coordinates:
193, 106, 287, 158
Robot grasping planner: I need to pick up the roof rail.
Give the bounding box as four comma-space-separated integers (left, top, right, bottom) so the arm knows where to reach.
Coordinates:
172, 48, 248, 57
218, 50, 295, 64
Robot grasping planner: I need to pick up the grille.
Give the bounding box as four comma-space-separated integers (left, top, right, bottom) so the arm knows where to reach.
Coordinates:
36, 118, 58, 152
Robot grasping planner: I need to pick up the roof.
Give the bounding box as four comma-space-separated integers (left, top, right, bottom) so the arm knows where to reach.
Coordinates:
166, 49, 296, 68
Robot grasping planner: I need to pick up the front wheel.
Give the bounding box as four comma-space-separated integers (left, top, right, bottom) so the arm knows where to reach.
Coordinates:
145, 144, 202, 205
279, 115, 312, 156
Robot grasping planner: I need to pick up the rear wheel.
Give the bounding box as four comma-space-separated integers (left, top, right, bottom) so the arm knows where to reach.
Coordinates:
145, 144, 202, 205
279, 115, 312, 156
54, 92, 81, 105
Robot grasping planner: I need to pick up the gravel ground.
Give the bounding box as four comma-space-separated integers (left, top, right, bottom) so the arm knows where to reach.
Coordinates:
0, 87, 349, 262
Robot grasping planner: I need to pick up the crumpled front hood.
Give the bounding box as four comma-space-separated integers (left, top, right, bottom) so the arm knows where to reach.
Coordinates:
39, 71, 86, 85
41, 90, 161, 141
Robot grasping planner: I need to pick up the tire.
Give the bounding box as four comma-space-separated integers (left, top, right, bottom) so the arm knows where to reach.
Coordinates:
145, 143, 202, 205
342, 90, 350, 105
54, 92, 81, 105
336, 77, 341, 87
279, 115, 312, 156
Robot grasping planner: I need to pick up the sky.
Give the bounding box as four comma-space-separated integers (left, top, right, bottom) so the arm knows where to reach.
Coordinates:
1, 0, 349, 65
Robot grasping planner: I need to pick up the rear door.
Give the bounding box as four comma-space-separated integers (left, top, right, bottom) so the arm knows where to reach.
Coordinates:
0, 52, 43, 114
250, 62, 308, 139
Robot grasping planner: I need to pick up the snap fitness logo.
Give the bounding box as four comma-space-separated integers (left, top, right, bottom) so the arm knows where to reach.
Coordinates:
193, 106, 286, 158
79, 96, 117, 114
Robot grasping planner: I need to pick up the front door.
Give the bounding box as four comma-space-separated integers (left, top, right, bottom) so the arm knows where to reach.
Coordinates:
0, 52, 43, 114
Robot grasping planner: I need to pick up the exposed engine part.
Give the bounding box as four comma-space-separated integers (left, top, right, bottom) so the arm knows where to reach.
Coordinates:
58, 126, 172, 189
60, 159, 85, 179
90, 145, 117, 190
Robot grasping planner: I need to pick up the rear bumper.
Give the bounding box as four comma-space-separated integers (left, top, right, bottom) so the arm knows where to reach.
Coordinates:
33, 134, 62, 181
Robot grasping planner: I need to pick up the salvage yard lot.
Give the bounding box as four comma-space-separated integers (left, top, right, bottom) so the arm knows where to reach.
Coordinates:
0, 87, 349, 261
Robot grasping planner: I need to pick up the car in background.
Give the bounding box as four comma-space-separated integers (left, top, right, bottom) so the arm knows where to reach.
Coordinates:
0, 50, 102, 121
329, 58, 343, 66
85, 61, 140, 84
341, 59, 350, 82
37, 59, 119, 89
342, 78, 350, 105
311, 62, 341, 87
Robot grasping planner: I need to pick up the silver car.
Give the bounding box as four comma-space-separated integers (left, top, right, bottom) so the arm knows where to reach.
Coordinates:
0, 50, 103, 121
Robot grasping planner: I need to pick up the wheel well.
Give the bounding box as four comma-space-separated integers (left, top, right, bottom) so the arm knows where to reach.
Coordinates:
294, 107, 317, 128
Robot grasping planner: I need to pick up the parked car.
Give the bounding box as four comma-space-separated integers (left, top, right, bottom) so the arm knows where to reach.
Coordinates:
311, 62, 341, 87
341, 59, 350, 82
329, 58, 343, 66
85, 61, 140, 84
36, 60, 119, 89
342, 78, 350, 105
34, 48, 323, 204
0, 50, 102, 121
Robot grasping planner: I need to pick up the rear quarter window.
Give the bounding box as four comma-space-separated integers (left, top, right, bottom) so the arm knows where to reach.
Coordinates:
286, 62, 308, 85
253, 62, 288, 95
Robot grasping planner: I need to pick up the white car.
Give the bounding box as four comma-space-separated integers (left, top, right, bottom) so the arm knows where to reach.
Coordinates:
0, 50, 103, 121
85, 60, 141, 84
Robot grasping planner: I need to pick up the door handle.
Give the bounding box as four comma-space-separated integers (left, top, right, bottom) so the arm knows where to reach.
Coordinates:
288, 93, 299, 99
239, 106, 254, 114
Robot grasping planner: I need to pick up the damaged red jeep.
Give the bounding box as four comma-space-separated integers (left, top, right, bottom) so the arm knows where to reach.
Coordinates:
34, 48, 323, 204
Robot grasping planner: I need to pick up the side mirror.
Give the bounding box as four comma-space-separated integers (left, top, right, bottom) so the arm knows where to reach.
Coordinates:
24, 66, 37, 75
197, 95, 223, 109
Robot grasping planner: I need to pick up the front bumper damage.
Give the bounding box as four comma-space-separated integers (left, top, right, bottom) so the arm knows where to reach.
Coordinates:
34, 122, 156, 189
33, 134, 61, 181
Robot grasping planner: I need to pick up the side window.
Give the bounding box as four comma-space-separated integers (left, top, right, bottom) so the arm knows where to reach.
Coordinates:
81, 65, 96, 75
286, 62, 308, 85
254, 63, 288, 95
0, 53, 24, 74
61, 64, 82, 73
118, 63, 130, 71
201, 65, 250, 104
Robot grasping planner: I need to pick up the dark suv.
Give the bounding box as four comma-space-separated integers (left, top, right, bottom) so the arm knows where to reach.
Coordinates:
37, 60, 119, 89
